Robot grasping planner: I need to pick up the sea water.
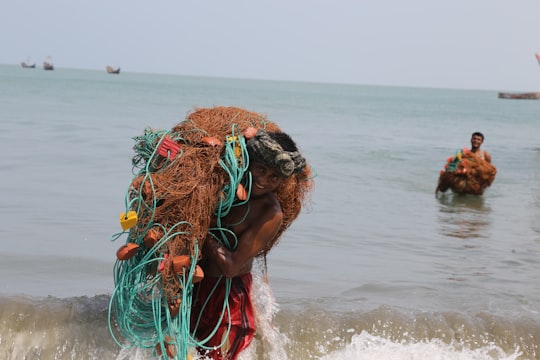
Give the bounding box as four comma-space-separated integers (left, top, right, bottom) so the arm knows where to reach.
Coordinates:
1, 64, 539, 359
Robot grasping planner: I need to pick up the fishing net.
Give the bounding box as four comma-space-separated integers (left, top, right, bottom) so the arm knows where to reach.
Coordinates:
435, 148, 496, 195
108, 106, 314, 359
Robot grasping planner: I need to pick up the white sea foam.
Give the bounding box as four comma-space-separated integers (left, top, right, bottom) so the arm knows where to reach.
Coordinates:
320, 331, 522, 360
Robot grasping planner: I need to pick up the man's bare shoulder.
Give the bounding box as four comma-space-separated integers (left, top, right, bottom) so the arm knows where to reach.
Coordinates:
248, 193, 283, 221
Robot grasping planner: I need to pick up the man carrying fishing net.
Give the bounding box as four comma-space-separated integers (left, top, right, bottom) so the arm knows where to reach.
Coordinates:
109, 106, 314, 360
435, 131, 496, 195
191, 129, 310, 359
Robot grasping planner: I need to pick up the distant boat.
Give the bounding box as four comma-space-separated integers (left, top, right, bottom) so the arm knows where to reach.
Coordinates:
106, 66, 120, 74
21, 62, 36, 69
498, 92, 540, 100
498, 53, 540, 100
21, 57, 35, 68
43, 56, 54, 71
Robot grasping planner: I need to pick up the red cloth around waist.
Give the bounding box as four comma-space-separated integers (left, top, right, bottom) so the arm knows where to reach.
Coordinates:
191, 273, 255, 360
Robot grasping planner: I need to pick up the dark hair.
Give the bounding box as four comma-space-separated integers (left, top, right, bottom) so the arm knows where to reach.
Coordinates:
472, 132, 484, 140
268, 131, 298, 152
247, 130, 306, 177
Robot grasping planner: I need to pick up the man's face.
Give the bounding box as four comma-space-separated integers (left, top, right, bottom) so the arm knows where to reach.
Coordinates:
471, 135, 483, 149
249, 161, 285, 196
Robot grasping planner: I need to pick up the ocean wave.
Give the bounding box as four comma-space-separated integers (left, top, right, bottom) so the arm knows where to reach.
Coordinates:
1, 294, 538, 359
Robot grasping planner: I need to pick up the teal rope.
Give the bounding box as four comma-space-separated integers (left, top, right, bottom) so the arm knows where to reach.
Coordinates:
108, 124, 250, 359
190, 276, 233, 351
445, 149, 466, 173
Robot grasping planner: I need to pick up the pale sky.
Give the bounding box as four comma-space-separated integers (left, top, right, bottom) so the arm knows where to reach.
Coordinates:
2, 0, 540, 91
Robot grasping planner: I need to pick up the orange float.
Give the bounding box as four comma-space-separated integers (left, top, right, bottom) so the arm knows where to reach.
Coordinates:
116, 243, 140, 261
143, 229, 159, 248
192, 265, 204, 284
201, 136, 223, 147
236, 183, 247, 201
172, 255, 191, 274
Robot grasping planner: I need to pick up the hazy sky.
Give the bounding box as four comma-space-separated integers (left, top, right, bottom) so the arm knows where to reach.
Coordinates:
2, 0, 540, 91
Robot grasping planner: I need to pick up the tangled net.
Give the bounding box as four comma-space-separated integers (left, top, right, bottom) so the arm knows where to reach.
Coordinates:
108, 106, 314, 359
435, 148, 496, 195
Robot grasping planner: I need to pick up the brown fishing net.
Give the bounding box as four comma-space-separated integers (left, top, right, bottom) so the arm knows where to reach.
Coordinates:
110, 106, 315, 357
127, 106, 314, 299
436, 149, 496, 195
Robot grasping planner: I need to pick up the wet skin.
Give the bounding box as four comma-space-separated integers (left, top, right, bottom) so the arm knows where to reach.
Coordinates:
202, 161, 286, 277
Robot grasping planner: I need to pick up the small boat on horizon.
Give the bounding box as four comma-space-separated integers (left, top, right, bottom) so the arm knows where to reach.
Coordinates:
43, 56, 54, 71
106, 66, 120, 74
21, 57, 36, 68
21, 62, 36, 69
498, 92, 540, 100
498, 53, 540, 100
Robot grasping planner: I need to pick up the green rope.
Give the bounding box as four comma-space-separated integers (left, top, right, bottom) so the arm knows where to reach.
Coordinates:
190, 276, 233, 351
108, 124, 250, 359
445, 148, 466, 173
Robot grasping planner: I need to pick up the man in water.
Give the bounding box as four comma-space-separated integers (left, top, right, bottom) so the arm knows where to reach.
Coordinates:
191, 129, 309, 360
470, 132, 491, 163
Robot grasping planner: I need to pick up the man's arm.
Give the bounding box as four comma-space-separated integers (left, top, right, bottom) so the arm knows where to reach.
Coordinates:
204, 209, 283, 278
484, 151, 492, 163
